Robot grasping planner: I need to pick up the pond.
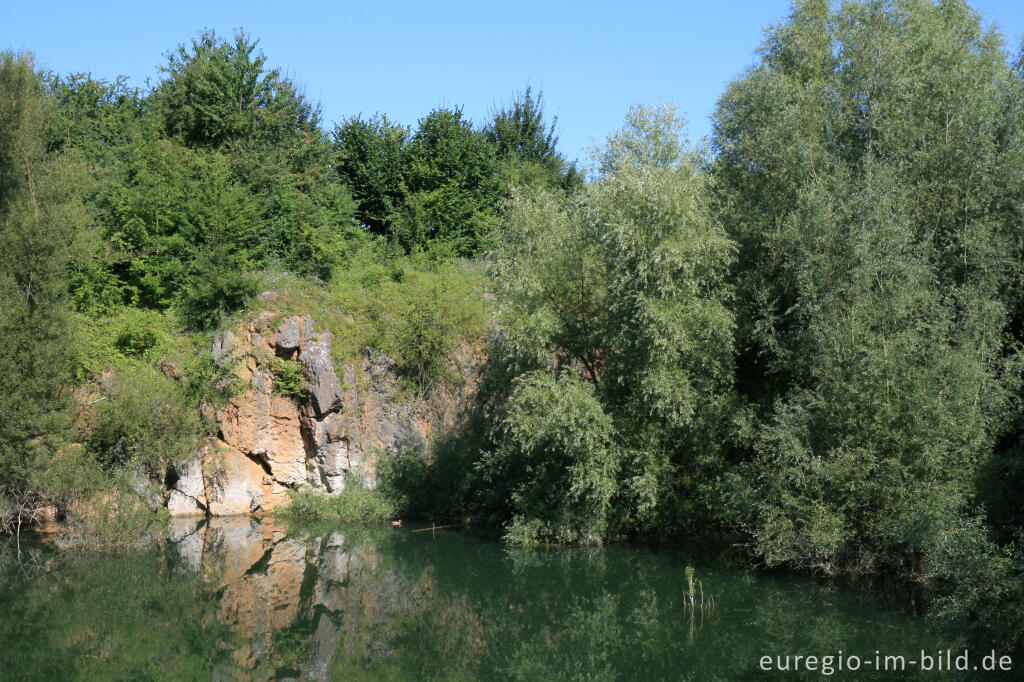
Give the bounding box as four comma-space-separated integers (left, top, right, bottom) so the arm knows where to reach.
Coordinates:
0, 518, 981, 680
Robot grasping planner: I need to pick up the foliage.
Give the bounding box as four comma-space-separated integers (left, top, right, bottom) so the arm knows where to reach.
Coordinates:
484, 87, 581, 191
84, 362, 202, 470
0, 53, 81, 496
177, 242, 259, 330
925, 518, 1024, 654
59, 486, 165, 550
392, 107, 500, 255
712, 0, 1018, 579
413, 105, 737, 543
492, 372, 620, 545
376, 446, 431, 518
152, 29, 318, 149
281, 483, 395, 523
386, 267, 486, 392
595, 101, 689, 175
266, 249, 487, 392
333, 113, 409, 234
269, 357, 307, 400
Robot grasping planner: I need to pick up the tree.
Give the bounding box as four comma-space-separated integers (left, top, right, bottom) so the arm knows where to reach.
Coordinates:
712, 0, 1020, 574
99, 139, 259, 310
484, 87, 580, 191
0, 53, 81, 498
472, 104, 736, 542
392, 107, 499, 255
332, 114, 409, 234
152, 29, 318, 150
596, 102, 688, 175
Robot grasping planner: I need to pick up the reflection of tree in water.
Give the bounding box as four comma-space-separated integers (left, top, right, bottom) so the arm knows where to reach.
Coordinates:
0, 536, 239, 679
0, 523, 943, 680
180, 521, 944, 680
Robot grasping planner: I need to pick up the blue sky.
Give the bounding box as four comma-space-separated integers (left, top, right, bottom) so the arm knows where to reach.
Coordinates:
5, 1, 1024, 163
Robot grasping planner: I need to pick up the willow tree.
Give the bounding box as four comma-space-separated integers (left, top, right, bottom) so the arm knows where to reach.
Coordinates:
475, 104, 736, 543
712, 0, 1022, 574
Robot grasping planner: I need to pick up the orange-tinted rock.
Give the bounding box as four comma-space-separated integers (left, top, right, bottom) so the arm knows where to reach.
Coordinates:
159, 310, 475, 519
219, 393, 308, 486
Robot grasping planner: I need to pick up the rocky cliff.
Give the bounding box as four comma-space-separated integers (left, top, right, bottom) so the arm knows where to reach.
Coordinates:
164, 312, 462, 517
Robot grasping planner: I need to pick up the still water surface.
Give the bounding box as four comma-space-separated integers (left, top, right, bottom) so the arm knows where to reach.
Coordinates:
0, 518, 958, 680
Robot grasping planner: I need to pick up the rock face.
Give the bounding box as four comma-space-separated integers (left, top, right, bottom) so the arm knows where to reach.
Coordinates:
165, 312, 448, 517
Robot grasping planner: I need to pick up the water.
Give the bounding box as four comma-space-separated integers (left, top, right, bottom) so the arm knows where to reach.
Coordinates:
0, 518, 969, 680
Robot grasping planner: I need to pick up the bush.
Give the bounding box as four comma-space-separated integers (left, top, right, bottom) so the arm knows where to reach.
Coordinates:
926, 518, 1024, 655
60, 491, 165, 550
280, 482, 394, 523
85, 363, 201, 470
177, 246, 259, 330
376, 446, 430, 518
265, 248, 487, 392
269, 357, 307, 400
487, 372, 621, 545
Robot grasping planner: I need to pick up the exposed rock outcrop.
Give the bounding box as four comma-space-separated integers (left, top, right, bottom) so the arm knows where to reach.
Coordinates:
165, 312, 463, 517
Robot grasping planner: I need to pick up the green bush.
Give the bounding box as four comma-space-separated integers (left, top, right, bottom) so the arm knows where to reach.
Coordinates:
264, 248, 487, 391
269, 357, 307, 400
487, 372, 621, 545
85, 362, 201, 470
377, 446, 430, 517
177, 245, 259, 330
280, 482, 394, 523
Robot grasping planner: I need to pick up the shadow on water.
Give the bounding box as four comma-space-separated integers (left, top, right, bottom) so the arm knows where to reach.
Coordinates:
0, 517, 992, 680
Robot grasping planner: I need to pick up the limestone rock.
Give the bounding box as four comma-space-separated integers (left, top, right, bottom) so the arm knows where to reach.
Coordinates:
168, 490, 205, 516
212, 330, 238, 361
162, 309, 466, 518
167, 457, 207, 517
203, 440, 266, 516
219, 392, 308, 486
302, 336, 344, 417
272, 315, 314, 354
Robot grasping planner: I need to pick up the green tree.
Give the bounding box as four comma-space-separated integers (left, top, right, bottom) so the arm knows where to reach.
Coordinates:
712, 0, 1020, 575
485, 87, 580, 191
152, 29, 318, 150
463, 104, 736, 542
393, 107, 499, 255
596, 102, 688, 175
0, 53, 81, 499
333, 113, 409, 234
151, 29, 360, 280
99, 138, 259, 310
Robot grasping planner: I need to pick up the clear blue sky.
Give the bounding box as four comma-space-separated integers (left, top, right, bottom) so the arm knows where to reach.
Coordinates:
5, 1, 1024, 163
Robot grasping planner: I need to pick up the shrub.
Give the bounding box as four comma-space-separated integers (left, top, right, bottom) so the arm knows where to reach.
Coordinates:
269, 357, 307, 400
280, 482, 394, 522
177, 246, 259, 330
487, 372, 621, 545
376, 446, 430, 517
85, 363, 201, 470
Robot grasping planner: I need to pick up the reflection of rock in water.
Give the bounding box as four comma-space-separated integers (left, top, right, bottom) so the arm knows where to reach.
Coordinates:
166, 517, 445, 680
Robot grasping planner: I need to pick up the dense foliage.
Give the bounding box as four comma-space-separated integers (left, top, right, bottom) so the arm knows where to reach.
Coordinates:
3, 0, 1024, 654
0, 53, 80, 512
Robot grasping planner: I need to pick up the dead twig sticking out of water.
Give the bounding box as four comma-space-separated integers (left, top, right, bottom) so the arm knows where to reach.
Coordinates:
411, 523, 456, 533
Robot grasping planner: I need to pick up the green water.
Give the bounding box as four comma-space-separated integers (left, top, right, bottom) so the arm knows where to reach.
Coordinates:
0, 518, 979, 680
